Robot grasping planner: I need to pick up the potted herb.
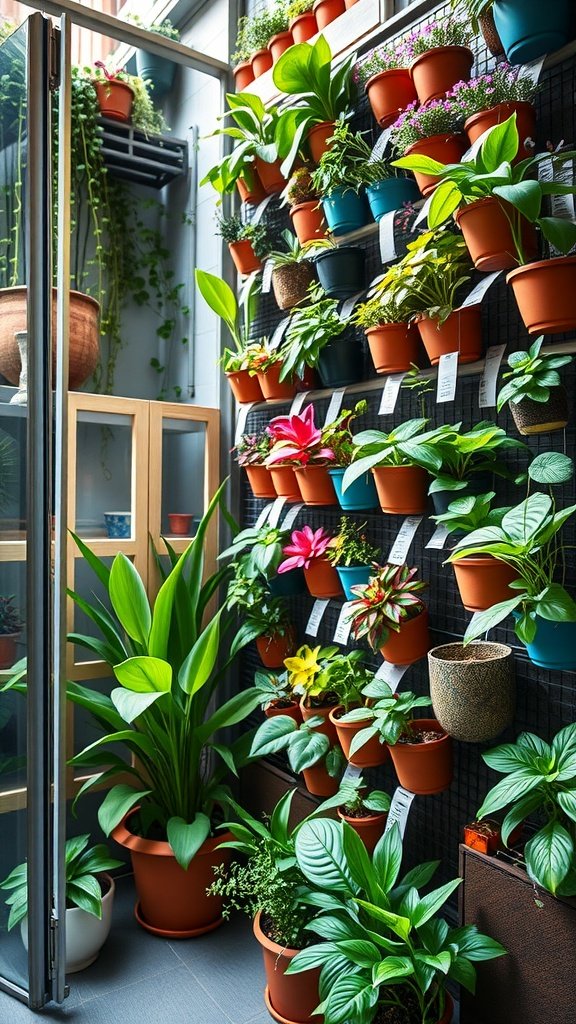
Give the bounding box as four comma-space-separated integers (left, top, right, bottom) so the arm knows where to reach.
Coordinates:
390, 98, 466, 196
251, 710, 344, 795
226, 568, 296, 667
231, 16, 255, 91
91, 61, 134, 122
431, 490, 510, 538
354, 38, 417, 128
279, 525, 343, 597
247, 3, 290, 77
287, 0, 317, 43
265, 3, 294, 65
235, 430, 276, 498
267, 229, 315, 309
335, 775, 391, 852
449, 63, 538, 154
325, 516, 380, 599
310, 237, 366, 298
406, 18, 474, 106
254, 668, 302, 721
266, 402, 339, 505
220, 520, 306, 597
1, 835, 121, 973
348, 562, 431, 665
208, 91, 287, 197
284, 166, 327, 244
427, 420, 525, 515
250, 341, 300, 404
497, 336, 572, 435
324, 400, 379, 511
0, 595, 22, 670
279, 286, 361, 386
490, 0, 573, 64
216, 215, 271, 277
195, 269, 263, 403
352, 291, 421, 375
428, 640, 515, 743
313, 0, 345, 31
130, 16, 180, 99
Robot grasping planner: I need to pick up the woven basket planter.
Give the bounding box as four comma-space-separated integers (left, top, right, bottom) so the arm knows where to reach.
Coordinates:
272, 262, 315, 310
428, 641, 515, 743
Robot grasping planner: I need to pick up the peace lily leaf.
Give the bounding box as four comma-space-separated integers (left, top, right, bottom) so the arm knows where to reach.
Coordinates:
111, 688, 165, 724
524, 819, 573, 893
167, 813, 211, 871
97, 784, 151, 837
372, 955, 415, 986
109, 554, 151, 646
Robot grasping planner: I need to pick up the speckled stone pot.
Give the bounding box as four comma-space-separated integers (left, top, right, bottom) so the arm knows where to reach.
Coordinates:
510, 386, 569, 435
428, 641, 515, 743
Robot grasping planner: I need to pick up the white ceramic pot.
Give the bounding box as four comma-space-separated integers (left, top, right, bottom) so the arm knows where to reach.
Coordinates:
21, 873, 115, 973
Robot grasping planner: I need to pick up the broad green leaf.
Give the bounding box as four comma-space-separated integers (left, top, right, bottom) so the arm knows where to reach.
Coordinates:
411, 879, 462, 927
111, 687, 165, 724
167, 813, 211, 870
355, 898, 411, 943
342, 820, 377, 897
323, 974, 378, 1024
524, 820, 573, 893
200, 687, 262, 742
528, 452, 574, 485
249, 714, 297, 758
372, 955, 415, 985
477, 767, 543, 818
373, 823, 403, 893
109, 554, 151, 647
480, 114, 519, 168
178, 609, 222, 696
335, 939, 381, 968
295, 818, 355, 895
482, 742, 537, 773
114, 656, 172, 693
289, 729, 329, 772
97, 784, 150, 837
501, 789, 545, 846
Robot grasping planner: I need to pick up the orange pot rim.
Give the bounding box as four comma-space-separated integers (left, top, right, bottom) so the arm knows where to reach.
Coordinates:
417, 303, 481, 322
112, 807, 230, 858
409, 44, 473, 73
329, 704, 371, 729
269, 31, 293, 45
390, 717, 449, 749
307, 119, 334, 135
93, 77, 134, 97
290, 12, 316, 26
364, 66, 411, 93
464, 100, 534, 131
253, 910, 302, 958
506, 254, 576, 285
0, 285, 100, 311
365, 322, 411, 335
290, 200, 321, 213
337, 807, 387, 826
233, 59, 252, 73
405, 132, 465, 154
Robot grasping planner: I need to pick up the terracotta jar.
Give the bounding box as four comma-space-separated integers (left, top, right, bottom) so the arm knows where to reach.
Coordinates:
404, 134, 467, 196
251, 48, 273, 78
409, 46, 474, 105
366, 323, 420, 374
507, 256, 576, 335
254, 157, 286, 196
464, 101, 536, 160
307, 120, 335, 163
256, 630, 295, 668
269, 31, 294, 63
313, 0, 345, 31
225, 368, 263, 404
379, 608, 431, 666
236, 172, 267, 205
455, 198, 538, 273
330, 706, 388, 768
229, 239, 262, 276
416, 306, 483, 365
365, 68, 418, 128
294, 465, 339, 505
290, 201, 327, 244
303, 556, 342, 598
372, 465, 429, 515
254, 912, 321, 1024
290, 12, 317, 44
302, 762, 339, 796
388, 718, 453, 795
269, 465, 302, 503
233, 60, 255, 91
257, 362, 298, 400
337, 806, 387, 854
452, 557, 519, 612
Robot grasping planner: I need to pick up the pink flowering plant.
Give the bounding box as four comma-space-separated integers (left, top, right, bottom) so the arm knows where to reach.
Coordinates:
278, 526, 333, 574
406, 18, 472, 57
235, 429, 273, 467
354, 38, 415, 87
347, 563, 428, 650
448, 65, 539, 122
92, 60, 130, 83
266, 404, 336, 467
390, 98, 464, 154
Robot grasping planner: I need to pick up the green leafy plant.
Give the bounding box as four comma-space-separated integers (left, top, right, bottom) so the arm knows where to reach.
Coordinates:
215, 213, 271, 259
347, 564, 428, 652
287, 0, 314, 18
279, 284, 350, 381
284, 166, 320, 206
338, 775, 391, 818
195, 268, 261, 372
225, 567, 292, 647
352, 292, 415, 330
253, 667, 295, 710
267, 228, 311, 267
428, 420, 525, 496
326, 516, 380, 568
0, 596, 22, 636
219, 523, 290, 581
247, 2, 289, 51
407, 17, 472, 55
127, 14, 181, 41
202, 92, 283, 198
311, 120, 399, 197
430, 491, 510, 537
339, 677, 433, 758
284, 642, 340, 699
342, 417, 445, 492
231, 15, 253, 65
250, 712, 344, 779
497, 336, 573, 412
313, 649, 374, 712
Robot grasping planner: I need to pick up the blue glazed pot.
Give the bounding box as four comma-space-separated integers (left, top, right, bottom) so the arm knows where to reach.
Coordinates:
322, 187, 371, 236
269, 569, 306, 597
514, 613, 576, 670
366, 177, 420, 222
336, 565, 373, 601
104, 512, 131, 539
493, 0, 573, 64
329, 468, 379, 511
136, 50, 177, 99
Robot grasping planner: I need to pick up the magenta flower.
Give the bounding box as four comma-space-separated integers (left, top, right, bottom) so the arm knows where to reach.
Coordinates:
266, 404, 335, 466
278, 526, 333, 574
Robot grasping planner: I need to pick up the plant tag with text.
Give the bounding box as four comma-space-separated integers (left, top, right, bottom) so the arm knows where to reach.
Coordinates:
426, 524, 450, 550
281, 503, 303, 530
375, 661, 409, 693
255, 503, 274, 529
234, 401, 256, 445
268, 497, 287, 527
479, 343, 507, 408
388, 516, 423, 564
459, 271, 501, 308
341, 763, 362, 784
333, 602, 355, 645
306, 598, 330, 637
379, 210, 397, 263
289, 391, 310, 415
252, 193, 275, 225
269, 316, 292, 350
340, 291, 366, 321
369, 126, 392, 162
436, 352, 459, 403
261, 259, 274, 294
379, 373, 406, 415
323, 387, 347, 426
385, 786, 415, 839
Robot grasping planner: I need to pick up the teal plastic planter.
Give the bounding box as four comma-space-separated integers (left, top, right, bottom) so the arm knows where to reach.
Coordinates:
318, 336, 363, 388
269, 568, 306, 597
322, 187, 371, 235
336, 564, 373, 600
136, 50, 177, 99
366, 177, 419, 222
329, 468, 378, 511
493, 0, 573, 63
515, 614, 576, 670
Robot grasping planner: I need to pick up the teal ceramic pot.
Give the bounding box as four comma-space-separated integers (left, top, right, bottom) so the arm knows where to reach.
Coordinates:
428, 641, 515, 743
329, 468, 378, 511
317, 336, 363, 387
336, 564, 373, 600
269, 569, 306, 597
493, 0, 573, 63
514, 614, 576, 670
366, 177, 419, 222
136, 50, 177, 99
314, 246, 366, 299
322, 187, 371, 235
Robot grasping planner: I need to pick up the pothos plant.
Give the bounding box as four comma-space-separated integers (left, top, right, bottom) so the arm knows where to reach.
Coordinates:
250, 711, 345, 781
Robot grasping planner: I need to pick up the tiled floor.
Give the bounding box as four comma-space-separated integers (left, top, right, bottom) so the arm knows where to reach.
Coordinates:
0, 875, 269, 1023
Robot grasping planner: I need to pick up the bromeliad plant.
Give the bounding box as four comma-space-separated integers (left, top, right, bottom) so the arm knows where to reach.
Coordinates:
278, 525, 334, 573
326, 516, 380, 568
266, 403, 336, 467
234, 429, 274, 468
348, 564, 428, 651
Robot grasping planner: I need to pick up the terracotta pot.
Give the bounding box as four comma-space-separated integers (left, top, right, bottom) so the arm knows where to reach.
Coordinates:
452, 557, 520, 612
379, 608, 431, 666
233, 60, 255, 91
409, 46, 474, 105
256, 631, 295, 669
112, 810, 231, 936
265, 699, 302, 724
365, 68, 418, 128
0, 635, 18, 670
272, 261, 315, 310
303, 556, 342, 598
269, 31, 294, 63
455, 197, 538, 273
290, 12, 317, 44
226, 368, 263, 404
245, 464, 277, 499
254, 912, 321, 1024
302, 761, 339, 796
251, 48, 273, 78
428, 641, 515, 743
507, 256, 576, 335
313, 0, 345, 31
257, 362, 297, 400
229, 239, 262, 276
510, 386, 569, 435
307, 121, 335, 163
168, 513, 193, 535
330, 706, 388, 768
372, 465, 429, 515
404, 134, 467, 196
388, 718, 453, 795
290, 201, 327, 245
93, 79, 134, 122
338, 807, 387, 854
269, 465, 302, 502
297, 364, 317, 390
366, 323, 420, 374
253, 157, 286, 196
236, 172, 267, 206
416, 306, 483, 366
300, 697, 339, 745
464, 101, 536, 159
294, 465, 338, 506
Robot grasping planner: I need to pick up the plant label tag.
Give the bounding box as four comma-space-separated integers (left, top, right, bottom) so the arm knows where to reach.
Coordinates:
479, 343, 507, 408
379, 373, 406, 415
520, 55, 546, 86
341, 763, 362, 783
552, 158, 575, 220
289, 391, 310, 415
268, 496, 287, 527
333, 602, 355, 645
261, 259, 274, 294
379, 210, 397, 263
281, 502, 304, 530
369, 273, 385, 293
459, 271, 501, 308
388, 516, 423, 564
369, 126, 392, 162
252, 193, 275, 225
323, 387, 347, 426
234, 401, 256, 444
340, 291, 366, 321
436, 351, 459, 403
269, 316, 291, 350
385, 786, 415, 839
255, 503, 274, 529
375, 660, 409, 693
426, 524, 450, 550
413, 193, 433, 227
306, 598, 330, 637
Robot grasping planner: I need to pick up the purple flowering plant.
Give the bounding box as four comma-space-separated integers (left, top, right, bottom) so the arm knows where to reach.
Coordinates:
390, 98, 464, 154
448, 64, 539, 121
353, 38, 415, 87
407, 18, 472, 57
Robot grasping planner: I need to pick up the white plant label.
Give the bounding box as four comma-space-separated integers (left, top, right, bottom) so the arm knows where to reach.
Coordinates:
269, 316, 291, 350
340, 291, 366, 321
385, 786, 415, 839
479, 343, 507, 409
252, 193, 275, 225
289, 391, 310, 416
375, 661, 409, 693
333, 602, 355, 645
436, 352, 459, 404
281, 502, 303, 530
255, 503, 274, 529
379, 373, 406, 415
426, 524, 450, 550
520, 55, 546, 86
379, 210, 397, 263
413, 193, 433, 228
341, 763, 362, 784
369, 126, 392, 162
369, 273, 385, 292
323, 387, 347, 426
234, 401, 256, 445
459, 271, 501, 308
388, 516, 423, 564
541, 156, 576, 220
306, 598, 330, 637
268, 496, 287, 527
261, 259, 274, 294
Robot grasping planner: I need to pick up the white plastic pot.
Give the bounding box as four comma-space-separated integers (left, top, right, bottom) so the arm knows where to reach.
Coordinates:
21, 873, 115, 973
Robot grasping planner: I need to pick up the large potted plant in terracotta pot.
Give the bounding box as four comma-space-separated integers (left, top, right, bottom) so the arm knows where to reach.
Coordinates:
279, 525, 342, 597
449, 63, 538, 156
390, 98, 466, 197
348, 562, 431, 666
205, 90, 288, 196
251, 708, 344, 796
355, 37, 417, 128
196, 268, 263, 404
406, 17, 474, 106
66, 483, 264, 937
497, 336, 572, 436
335, 775, 390, 853
325, 516, 380, 599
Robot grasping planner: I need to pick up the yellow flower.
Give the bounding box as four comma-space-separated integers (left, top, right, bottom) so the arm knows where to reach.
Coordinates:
284, 644, 322, 694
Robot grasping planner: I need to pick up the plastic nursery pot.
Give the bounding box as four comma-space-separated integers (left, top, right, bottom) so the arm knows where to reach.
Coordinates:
290, 201, 327, 245
290, 12, 318, 44
492, 0, 573, 64
330, 706, 389, 768
455, 197, 538, 273
254, 911, 321, 1024
409, 46, 474, 105
335, 564, 373, 601
294, 465, 339, 506
452, 557, 520, 612
366, 323, 420, 374
515, 614, 576, 671
229, 239, 262, 276
314, 246, 366, 299
337, 807, 387, 855
93, 79, 134, 122
256, 630, 296, 669
510, 386, 569, 435
322, 187, 371, 236
463, 820, 502, 855
245, 464, 277, 499
464, 102, 536, 160
300, 696, 340, 744
388, 718, 453, 795
303, 556, 343, 598
269, 568, 307, 597
268, 31, 294, 63
251, 47, 273, 78
236, 172, 267, 205
328, 467, 379, 512
507, 256, 576, 335
365, 68, 418, 128
257, 362, 298, 400
372, 465, 429, 515
365, 177, 420, 223
135, 51, 176, 100
167, 513, 193, 535
255, 156, 286, 195
112, 810, 232, 937
302, 761, 340, 797
428, 641, 515, 743
307, 120, 335, 163
264, 699, 303, 724
0, 635, 17, 670
313, 0, 345, 32
416, 306, 483, 366
317, 335, 364, 387
233, 60, 255, 91
225, 368, 264, 404
404, 134, 467, 197
379, 608, 431, 666
270, 465, 303, 503
272, 262, 315, 310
